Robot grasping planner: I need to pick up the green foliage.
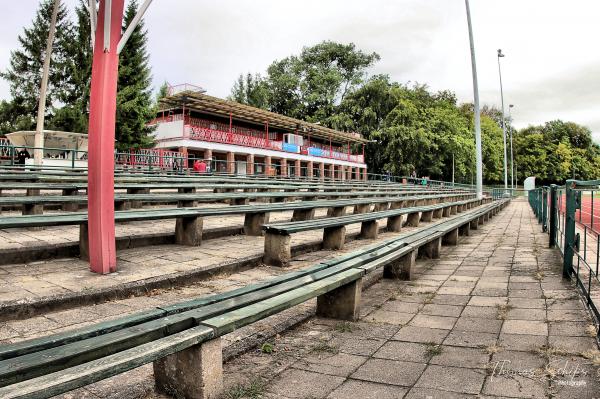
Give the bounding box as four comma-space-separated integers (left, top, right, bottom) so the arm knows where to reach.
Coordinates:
115, 0, 155, 150
260, 342, 274, 354
229, 73, 269, 109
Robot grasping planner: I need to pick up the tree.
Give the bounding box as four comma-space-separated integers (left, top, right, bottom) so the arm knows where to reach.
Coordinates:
0, 0, 74, 130
115, 0, 155, 150
229, 73, 269, 109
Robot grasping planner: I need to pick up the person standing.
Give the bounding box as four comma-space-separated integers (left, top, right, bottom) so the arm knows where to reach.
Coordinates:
17, 148, 31, 165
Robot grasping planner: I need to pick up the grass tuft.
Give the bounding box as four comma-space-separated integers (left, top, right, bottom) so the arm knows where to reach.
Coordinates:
424, 342, 443, 359
225, 379, 266, 399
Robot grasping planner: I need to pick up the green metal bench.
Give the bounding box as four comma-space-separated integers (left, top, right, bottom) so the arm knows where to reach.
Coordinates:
261, 198, 486, 266
0, 198, 508, 399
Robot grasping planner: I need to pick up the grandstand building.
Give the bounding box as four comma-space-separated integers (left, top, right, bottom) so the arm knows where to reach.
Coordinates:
151, 84, 368, 180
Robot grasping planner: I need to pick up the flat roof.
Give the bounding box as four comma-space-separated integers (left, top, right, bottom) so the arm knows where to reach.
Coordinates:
159, 91, 367, 144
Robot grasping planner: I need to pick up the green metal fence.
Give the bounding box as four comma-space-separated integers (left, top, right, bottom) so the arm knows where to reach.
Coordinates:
529, 180, 600, 339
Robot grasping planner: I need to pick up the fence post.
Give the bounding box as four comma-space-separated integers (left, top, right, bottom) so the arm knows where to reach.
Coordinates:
563, 180, 579, 279
542, 186, 548, 231
549, 184, 557, 247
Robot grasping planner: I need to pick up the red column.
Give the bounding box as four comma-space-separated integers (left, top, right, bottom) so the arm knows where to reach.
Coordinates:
319, 162, 325, 181
280, 159, 288, 176
87, 0, 125, 274
294, 159, 301, 177
246, 154, 254, 175
226, 152, 235, 174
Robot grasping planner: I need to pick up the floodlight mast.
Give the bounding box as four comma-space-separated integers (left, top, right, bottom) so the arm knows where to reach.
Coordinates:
465, 0, 483, 199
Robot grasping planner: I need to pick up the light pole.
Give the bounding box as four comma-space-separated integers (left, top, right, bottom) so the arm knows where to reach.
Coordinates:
508, 104, 514, 189
497, 49, 508, 194
465, 0, 483, 199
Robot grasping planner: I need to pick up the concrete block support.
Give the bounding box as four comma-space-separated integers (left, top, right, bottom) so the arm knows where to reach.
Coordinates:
419, 237, 441, 259
264, 233, 291, 266
175, 216, 203, 246
421, 210, 433, 222
442, 228, 459, 245
316, 278, 362, 321
360, 220, 378, 239
387, 215, 403, 232
374, 202, 389, 212
354, 203, 370, 214
230, 197, 249, 206
115, 201, 131, 211
405, 212, 420, 227
433, 208, 443, 219
79, 223, 90, 261
23, 189, 43, 216
154, 337, 223, 399
459, 223, 471, 236
61, 188, 79, 211
390, 200, 404, 210
291, 208, 315, 221
470, 219, 479, 230
244, 212, 269, 236
441, 206, 451, 217
383, 250, 416, 280
323, 226, 346, 250
127, 187, 149, 209
327, 206, 346, 217
450, 205, 458, 215
178, 187, 197, 208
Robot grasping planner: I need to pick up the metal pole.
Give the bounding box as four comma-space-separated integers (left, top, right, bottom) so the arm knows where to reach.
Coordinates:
87, 0, 125, 274
497, 49, 508, 194
452, 152, 455, 186
465, 0, 483, 200
34, 0, 61, 167
509, 104, 514, 190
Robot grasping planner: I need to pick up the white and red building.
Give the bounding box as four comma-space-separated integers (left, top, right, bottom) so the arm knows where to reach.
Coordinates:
150, 85, 368, 180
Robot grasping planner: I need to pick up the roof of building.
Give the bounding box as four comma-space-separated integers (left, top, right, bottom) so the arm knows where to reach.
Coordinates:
159, 91, 367, 144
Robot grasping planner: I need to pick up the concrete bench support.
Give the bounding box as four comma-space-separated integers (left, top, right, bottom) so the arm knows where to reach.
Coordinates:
450, 205, 458, 215
470, 219, 479, 230
421, 210, 433, 222
433, 208, 444, 219
360, 220, 378, 239
291, 208, 315, 221
178, 188, 198, 208
154, 337, 223, 399
374, 202, 389, 212
127, 188, 150, 209
327, 206, 346, 217
230, 197, 249, 206
383, 250, 416, 280
323, 226, 346, 250
353, 203, 370, 214
115, 201, 131, 211
459, 223, 471, 236
23, 189, 43, 216
442, 228, 459, 246
405, 212, 420, 227
390, 200, 404, 210
442, 206, 451, 217
478, 215, 484, 225
244, 212, 269, 236
175, 216, 203, 246
418, 237, 441, 259
79, 223, 90, 261
316, 278, 362, 321
61, 189, 79, 211
264, 232, 291, 266
387, 215, 402, 232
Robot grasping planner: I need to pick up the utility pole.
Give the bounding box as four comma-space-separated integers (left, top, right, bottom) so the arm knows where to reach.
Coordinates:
465, 0, 483, 199
34, 0, 61, 167
497, 49, 508, 194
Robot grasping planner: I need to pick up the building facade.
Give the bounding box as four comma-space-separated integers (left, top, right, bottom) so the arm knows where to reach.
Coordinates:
151, 85, 368, 180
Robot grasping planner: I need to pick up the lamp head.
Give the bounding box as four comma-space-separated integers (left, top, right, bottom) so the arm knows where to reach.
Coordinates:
509, 104, 514, 108
497, 49, 505, 57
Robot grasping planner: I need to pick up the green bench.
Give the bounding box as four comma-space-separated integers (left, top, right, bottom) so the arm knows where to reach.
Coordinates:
0, 198, 508, 399
262, 198, 486, 266
0, 193, 473, 260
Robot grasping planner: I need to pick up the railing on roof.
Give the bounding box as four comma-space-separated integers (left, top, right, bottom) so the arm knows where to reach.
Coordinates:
166, 83, 206, 96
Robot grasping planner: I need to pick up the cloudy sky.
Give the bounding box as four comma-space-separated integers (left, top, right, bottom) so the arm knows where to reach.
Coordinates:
1, 0, 599, 142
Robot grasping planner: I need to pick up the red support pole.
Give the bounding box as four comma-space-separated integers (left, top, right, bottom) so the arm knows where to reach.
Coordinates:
87, 0, 125, 274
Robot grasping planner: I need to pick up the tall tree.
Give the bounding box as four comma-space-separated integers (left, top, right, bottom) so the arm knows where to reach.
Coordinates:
115, 0, 155, 150
229, 73, 269, 109
0, 0, 73, 131
49, 0, 93, 132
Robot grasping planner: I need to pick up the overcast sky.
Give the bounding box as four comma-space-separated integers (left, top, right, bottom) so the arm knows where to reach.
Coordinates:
1, 0, 599, 142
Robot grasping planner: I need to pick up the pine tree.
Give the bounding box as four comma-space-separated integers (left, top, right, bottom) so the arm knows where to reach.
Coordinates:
49, 0, 93, 133
0, 0, 74, 130
115, 0, 155, 150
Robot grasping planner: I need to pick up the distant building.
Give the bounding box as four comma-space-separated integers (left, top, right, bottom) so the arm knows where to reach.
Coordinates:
151, 84, 368, 180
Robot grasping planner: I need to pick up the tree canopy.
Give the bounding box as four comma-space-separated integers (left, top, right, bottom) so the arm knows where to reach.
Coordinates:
230, 41, 600, 184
